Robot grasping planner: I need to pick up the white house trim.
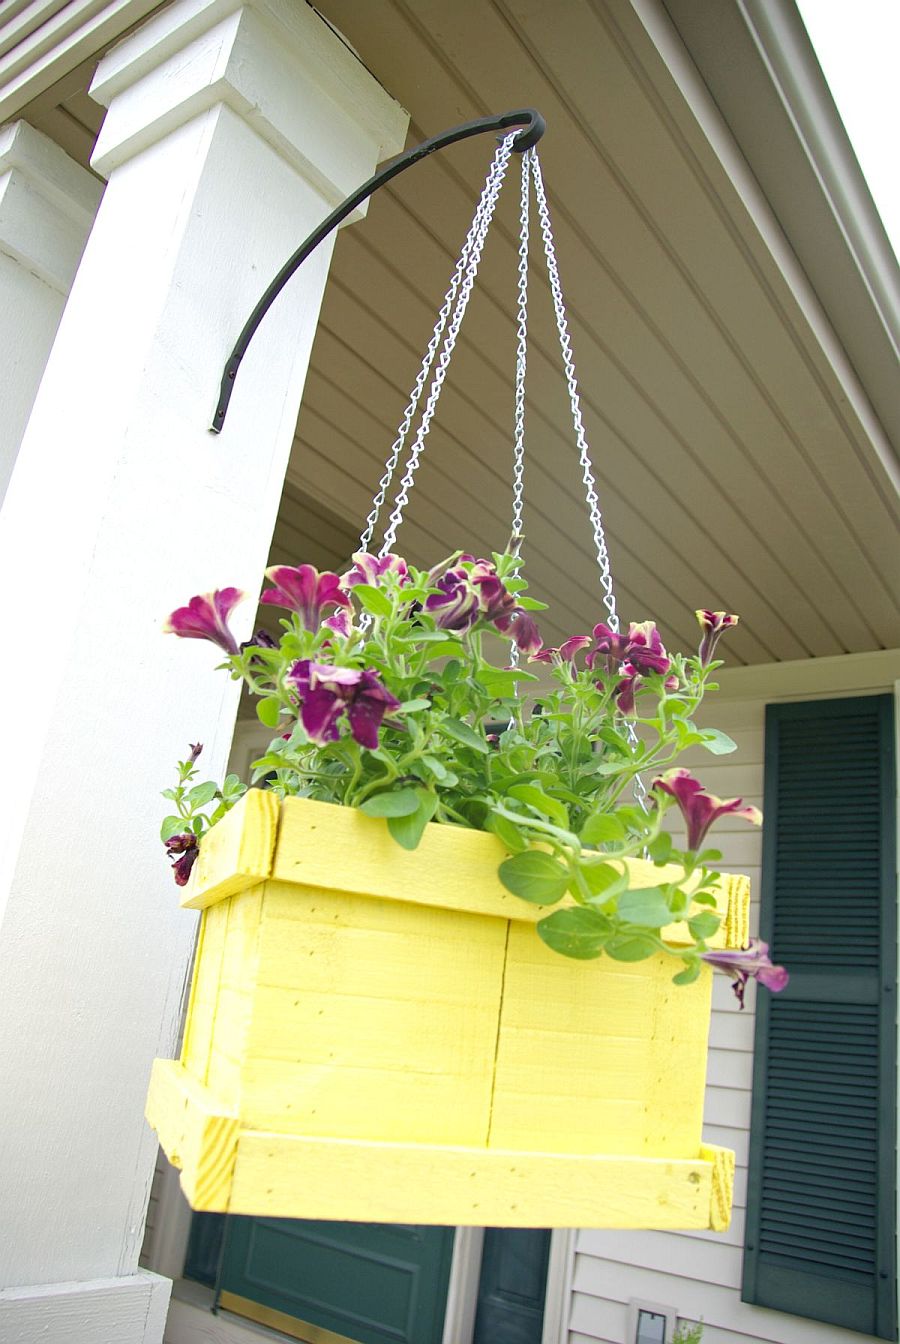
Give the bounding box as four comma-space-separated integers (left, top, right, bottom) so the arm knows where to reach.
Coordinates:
0, 116, 101, 502
0, 1, 406, 1335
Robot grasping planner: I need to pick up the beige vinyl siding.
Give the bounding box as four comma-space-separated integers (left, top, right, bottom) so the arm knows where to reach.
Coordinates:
569, 654, 900, 1344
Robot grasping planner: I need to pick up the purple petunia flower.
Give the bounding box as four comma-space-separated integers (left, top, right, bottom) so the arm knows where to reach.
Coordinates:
288, 660, 401, 750
260, 565, 351, 631
425, 568, 480, 631
496, 608, 543, 655
323, 608, 352, 638
164, 588, 246, 655
652, 768, 762, 851
701, 939, 789, 1008
696, 610, 739, 666
530, 635, 592, 664
343, 552, 410, 588
587, 620, 670, 676
165, 832, 199, 886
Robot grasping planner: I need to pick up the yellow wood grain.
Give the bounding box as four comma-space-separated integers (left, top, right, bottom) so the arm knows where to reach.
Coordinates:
228, 1132, 723, 1228
489, 927, 712, 1154
145, 1060, 238, 1212
180, 900, 229, 1084
240, 881, 506, 1143
181, 788, 279, 911
702, 1143, 736, 1232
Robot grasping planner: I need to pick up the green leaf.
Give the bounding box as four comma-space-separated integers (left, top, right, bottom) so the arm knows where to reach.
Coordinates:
439, 717, 489, 753
351, 583, 392, 618
480, 668, 537, 695
536, 907, 612, 959
579, 862, 629, 900
387, 789, 438, 850
699, 728, 738, 755
256, 696, 283, 729
486, 811, 528, 853
398, 698, 431, 712
514, 595, 549, 611
605, 932, 659, 961
581, 812, 626, 845
673, 960, 702, 986
160, 815, 186, 842
498, 851, 570, 905
187, 780, 218, 807
616, 886, 673, 928
507, 784, 569, 830
688, 911, 722, 940
692, 892, 719, 907
359, 788, 421, 818
647, 831, 673, 863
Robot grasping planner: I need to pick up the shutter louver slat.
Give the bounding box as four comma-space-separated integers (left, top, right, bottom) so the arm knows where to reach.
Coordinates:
742, 696, 897, 1340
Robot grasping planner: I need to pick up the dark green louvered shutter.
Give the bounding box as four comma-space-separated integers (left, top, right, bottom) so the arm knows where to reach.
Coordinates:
743, 695, 897, 1338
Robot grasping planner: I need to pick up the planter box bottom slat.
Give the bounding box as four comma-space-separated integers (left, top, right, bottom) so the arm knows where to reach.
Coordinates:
148, 1060, 734, 1229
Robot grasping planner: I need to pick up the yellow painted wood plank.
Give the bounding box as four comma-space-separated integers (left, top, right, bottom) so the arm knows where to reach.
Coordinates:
239, 1059, 494, 1145
702, 1144, 736, 1232
145, 1060, 238, 1212
239, 882, 507, 1143
180, 901, 229, 1084
270, 794, 744, 940
228, 1132, 729, 1229
490, 929, 712, 1154
181, 789, 279, 910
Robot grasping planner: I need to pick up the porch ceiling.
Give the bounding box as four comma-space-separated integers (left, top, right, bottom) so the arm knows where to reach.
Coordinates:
273, 0, 899, 667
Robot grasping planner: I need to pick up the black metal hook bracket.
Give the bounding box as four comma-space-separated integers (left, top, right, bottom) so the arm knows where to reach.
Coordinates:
211, 108, 546, 432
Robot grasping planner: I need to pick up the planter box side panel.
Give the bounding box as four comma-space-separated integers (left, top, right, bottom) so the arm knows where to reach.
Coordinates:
181, 887, 263, 1111
236, 878, 509, 1144
489, 928, 713, 1155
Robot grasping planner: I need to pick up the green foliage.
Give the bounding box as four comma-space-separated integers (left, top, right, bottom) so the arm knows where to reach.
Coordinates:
672, 1321, 704, 1343
163, 548, 748, 982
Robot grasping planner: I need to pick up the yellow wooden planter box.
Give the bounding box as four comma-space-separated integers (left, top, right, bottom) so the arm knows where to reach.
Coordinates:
147, 789, 747, 1229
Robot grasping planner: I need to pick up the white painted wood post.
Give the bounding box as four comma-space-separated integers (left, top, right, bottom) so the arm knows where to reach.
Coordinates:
0, 1, 407, 1339
0, 119, 102, 505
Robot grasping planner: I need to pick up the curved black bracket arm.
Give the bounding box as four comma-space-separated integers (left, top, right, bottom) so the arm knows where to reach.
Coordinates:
211, 108, 545, 432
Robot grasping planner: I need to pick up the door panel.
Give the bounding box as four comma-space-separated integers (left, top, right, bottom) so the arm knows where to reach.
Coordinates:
219, 1217, 454, 1344
473, 1228, 551, 1344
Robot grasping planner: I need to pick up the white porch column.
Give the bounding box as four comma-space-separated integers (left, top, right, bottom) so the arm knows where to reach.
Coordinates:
0, 1, 407, 1339
0, 120, 102, 505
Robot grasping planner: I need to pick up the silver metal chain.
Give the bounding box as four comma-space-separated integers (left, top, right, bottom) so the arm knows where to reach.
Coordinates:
358, 139, 515, 555
507, 149, 531, 673
378, 135, 517, 557
528, 152, 620, 636
529, 150, 646, 807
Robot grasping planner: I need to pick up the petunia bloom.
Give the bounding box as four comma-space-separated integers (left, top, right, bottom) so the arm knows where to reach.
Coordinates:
323, 608, 352, 638
425, 568, 480, 631
701, 939, 789, 1009
288, 660, 401, 750
587, 620, 670, 675
343, 552, 410, 588
696, 610, 739, 666
260, 565, 351, 630
496, 608, 543, 655
164, 588, 246, 655
530, 635, 592, 664
652, 768, 762, 851
165, 832, 199, 886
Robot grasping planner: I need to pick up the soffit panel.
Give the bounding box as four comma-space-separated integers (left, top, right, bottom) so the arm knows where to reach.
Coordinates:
280, 0, 898, 667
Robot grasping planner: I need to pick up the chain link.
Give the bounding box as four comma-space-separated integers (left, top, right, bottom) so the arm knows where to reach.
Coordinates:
507, 149, 532, 673
358, 142, 515, 555
528, 151, 647, 807
378, 135, 517, 557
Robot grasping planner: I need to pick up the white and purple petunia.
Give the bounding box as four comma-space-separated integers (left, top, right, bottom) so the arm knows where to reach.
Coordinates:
288, 659, 401, 750
425, 555, 543, 652
652, 767, 762, 851
701, 939, 789, 1008
343, 552, 410, 588
530, 635, 592, 664
587, 620, 671, 676
164, 588, 246, 655
260, 565, 351, 631
696, 610, 739, 666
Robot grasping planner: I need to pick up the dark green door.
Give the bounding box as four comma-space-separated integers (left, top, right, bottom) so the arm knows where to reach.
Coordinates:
218, 1217, 454, 1344
473, 1228, 551, 1344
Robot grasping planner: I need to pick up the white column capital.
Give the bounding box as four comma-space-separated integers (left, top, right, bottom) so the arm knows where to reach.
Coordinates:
0, 120, 102, 292
89, 0, 408, 211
